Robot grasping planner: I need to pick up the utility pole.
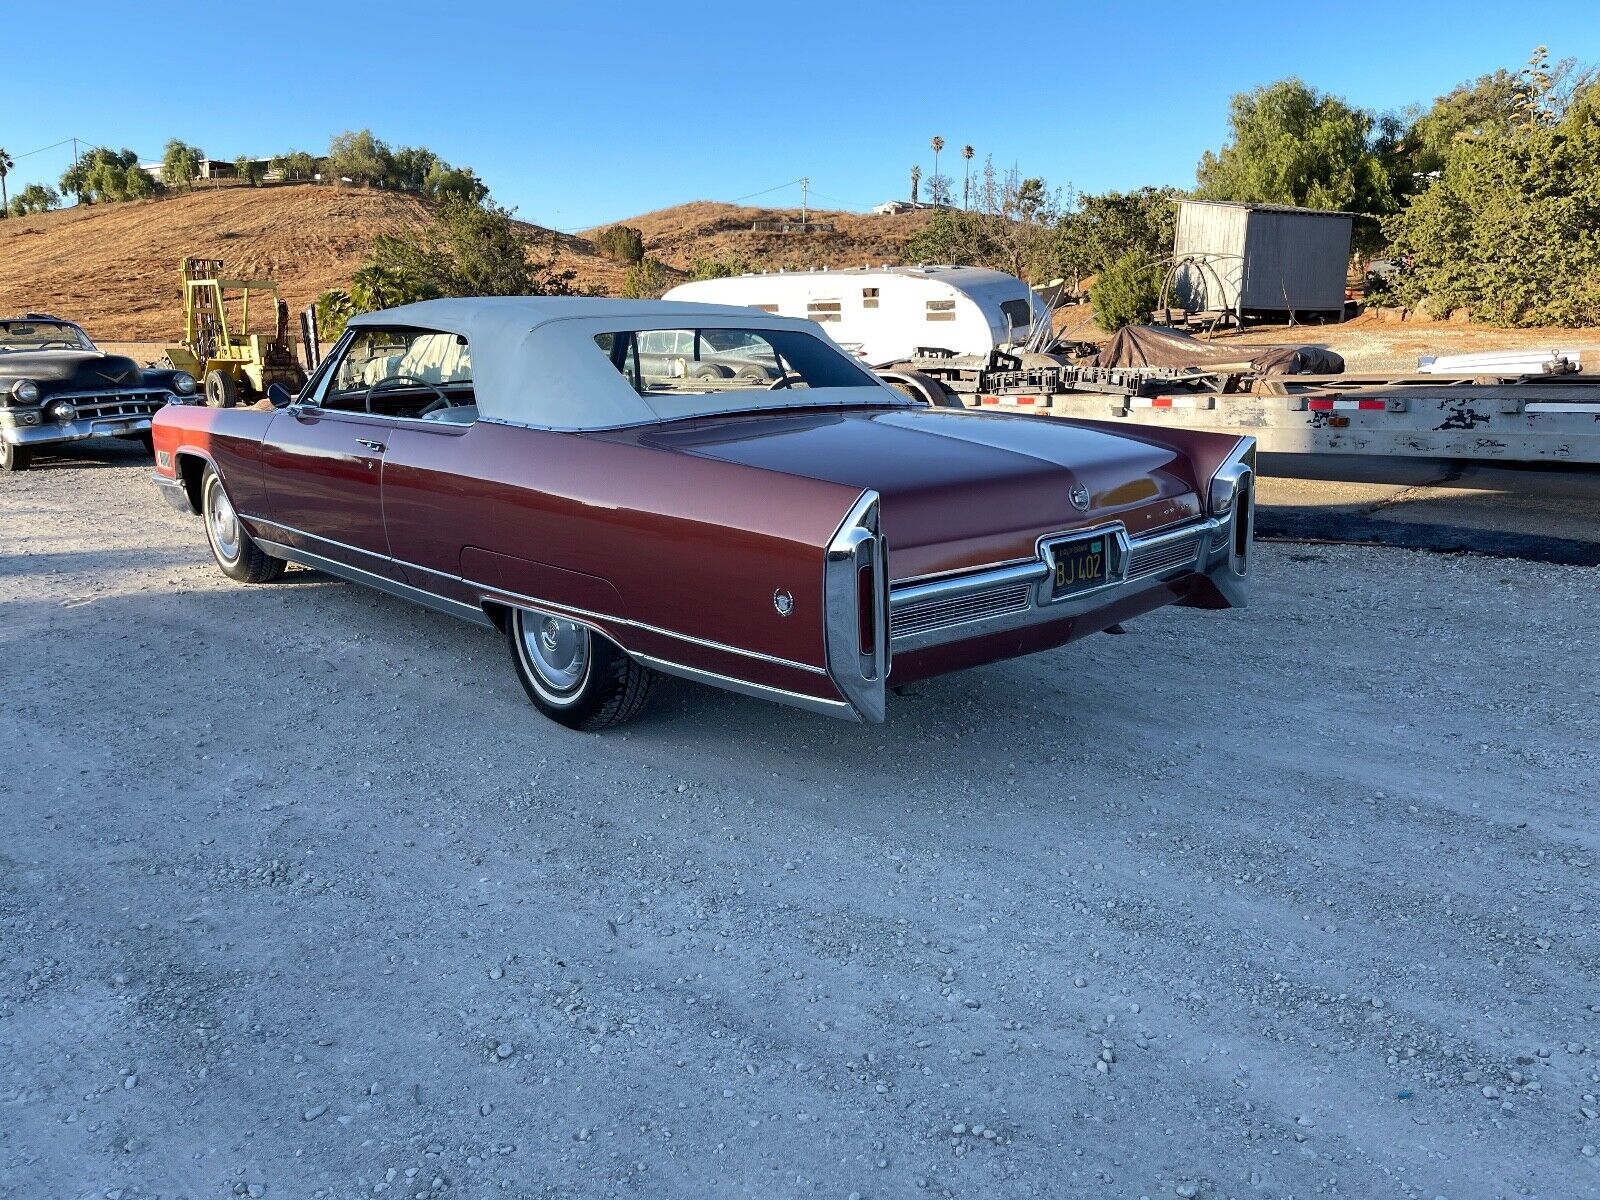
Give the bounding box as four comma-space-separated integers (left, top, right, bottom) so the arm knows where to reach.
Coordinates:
800, 177, 808, 227
71, 137, 80, 204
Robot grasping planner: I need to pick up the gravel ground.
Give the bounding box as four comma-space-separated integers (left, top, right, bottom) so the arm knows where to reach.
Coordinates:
2, 442, 1598, 1200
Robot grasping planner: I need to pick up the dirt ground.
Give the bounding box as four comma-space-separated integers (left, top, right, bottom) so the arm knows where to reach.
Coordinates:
2, 442, 1597, 1199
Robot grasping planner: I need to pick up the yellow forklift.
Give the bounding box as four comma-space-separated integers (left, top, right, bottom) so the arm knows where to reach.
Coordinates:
164, 257, 308, 408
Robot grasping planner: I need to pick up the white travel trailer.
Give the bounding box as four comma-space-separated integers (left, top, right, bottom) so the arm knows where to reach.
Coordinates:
664, 266, 1050, 367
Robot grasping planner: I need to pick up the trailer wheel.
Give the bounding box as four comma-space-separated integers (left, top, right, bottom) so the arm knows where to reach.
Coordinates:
878, 368, 963, 409
204, 370, 239, 409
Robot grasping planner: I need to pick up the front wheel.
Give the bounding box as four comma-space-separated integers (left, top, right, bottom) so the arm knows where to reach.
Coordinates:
507, 608, 656, 730
202, 464, 285, 583
0, 440, 32, 472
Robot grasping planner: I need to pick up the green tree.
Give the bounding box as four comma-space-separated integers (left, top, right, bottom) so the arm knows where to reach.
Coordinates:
270, 150, 318, 182
388, 145, 439, 192
903, 168, 1068, 282
349, 263, 436, 311
620, 256, 671, 299
315, 289, 357, 333
593, 224, 645, 264
1403, 69, 1530, 178
327, 129, 393, 186
1196, 78, 1403, 244
8, 183, 60, 216
1054, 187, 1181, 289
368, 199, 577, 298
1384, 65, 1600, 326
234, 156, 268, 186
0, 148, 12, 217
424, 163, 488, 205
67, 148, 154, 204
162, 139, 205, 191
1091, 251, 1162, 331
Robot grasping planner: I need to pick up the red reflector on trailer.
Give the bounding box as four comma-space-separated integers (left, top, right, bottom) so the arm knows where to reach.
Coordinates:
1307, 398, 1388, 411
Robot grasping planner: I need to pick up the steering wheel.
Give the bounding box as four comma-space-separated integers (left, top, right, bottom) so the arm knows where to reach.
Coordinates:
34, 339, 80, 350
418, 394, 461, 417
767, 373, 803, 391
364, 374, 448, 414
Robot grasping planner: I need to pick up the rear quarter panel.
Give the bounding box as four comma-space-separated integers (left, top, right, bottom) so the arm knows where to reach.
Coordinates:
378, 421, 868, 680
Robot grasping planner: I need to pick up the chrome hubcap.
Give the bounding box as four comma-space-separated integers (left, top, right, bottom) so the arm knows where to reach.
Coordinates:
207, 479, 240, 560
520, 613, 590, 696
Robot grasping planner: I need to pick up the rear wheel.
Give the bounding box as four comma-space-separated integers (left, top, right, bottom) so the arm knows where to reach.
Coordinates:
202, 464, 285, 583
507, 608, 656, 730
204, 370, 239, 409
0, 440, 32, 472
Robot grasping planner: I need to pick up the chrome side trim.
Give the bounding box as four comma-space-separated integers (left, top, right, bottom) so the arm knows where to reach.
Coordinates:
239, 516, 828, 676
629, 652, 860, 723
252, 537, 496, 627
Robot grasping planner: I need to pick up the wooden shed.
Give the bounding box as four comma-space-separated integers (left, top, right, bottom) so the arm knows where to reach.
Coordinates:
1171, 201, 1352, 323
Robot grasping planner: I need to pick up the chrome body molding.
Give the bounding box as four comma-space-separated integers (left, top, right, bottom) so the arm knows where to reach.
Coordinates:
629, 653, 858, 722
251, 536, 497, 627
231, 513, 838, 693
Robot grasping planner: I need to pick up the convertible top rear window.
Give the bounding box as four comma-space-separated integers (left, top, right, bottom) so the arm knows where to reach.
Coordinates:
594, 327, 880, 412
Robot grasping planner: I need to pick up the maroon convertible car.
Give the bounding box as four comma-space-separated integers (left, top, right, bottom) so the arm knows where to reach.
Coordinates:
151, 298, 1254, 730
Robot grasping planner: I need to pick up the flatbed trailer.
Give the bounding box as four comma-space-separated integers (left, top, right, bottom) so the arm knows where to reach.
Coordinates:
887, 349, 1600, 465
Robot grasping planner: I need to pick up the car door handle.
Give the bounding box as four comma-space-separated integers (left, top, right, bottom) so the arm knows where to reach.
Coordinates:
356, 439, 386, 453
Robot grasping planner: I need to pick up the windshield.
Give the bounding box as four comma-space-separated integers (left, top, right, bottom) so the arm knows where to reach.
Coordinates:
0, 320, 95, 352
594, 326, 893, 417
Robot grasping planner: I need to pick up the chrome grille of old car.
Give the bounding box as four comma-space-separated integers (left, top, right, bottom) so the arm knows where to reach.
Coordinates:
1125, 529, 1204, 579
69, 391, 168, 418
890, 580, 1033, 640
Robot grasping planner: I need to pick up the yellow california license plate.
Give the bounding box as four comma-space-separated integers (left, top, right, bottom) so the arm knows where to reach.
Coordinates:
1050, 534, 1109, 598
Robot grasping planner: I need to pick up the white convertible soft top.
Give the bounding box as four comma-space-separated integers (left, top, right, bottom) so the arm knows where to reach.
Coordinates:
345, 297, 902, 430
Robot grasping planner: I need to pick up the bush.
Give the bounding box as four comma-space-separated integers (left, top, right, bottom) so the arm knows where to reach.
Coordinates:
620, 256, 671, 299
1091, 252, 1161, 331
593, 224, 645, 264
687, 253, 750, 280
8, 183, 60, 216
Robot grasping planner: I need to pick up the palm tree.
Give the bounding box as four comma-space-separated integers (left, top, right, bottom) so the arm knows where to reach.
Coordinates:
961, 144, 974, 210
910, 163, 921, 207
0, 148, 13, 217
930, 137, 945, 205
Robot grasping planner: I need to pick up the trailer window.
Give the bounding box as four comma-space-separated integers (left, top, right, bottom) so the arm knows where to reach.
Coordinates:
1000, 299, 1032, 330
926, 299, 957, 322
862, 288, 880, 309
806, 300, 842, 323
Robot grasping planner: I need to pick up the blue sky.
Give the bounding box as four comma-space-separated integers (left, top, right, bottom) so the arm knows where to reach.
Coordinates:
4, 0, 1597, 229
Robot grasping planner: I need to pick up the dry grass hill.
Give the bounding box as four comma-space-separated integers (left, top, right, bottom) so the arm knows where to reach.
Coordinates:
587, 201, 937, 273
0, 187, 935, 341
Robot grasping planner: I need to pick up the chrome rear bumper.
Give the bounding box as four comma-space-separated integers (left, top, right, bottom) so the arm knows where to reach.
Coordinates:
888, 464, 1253, 655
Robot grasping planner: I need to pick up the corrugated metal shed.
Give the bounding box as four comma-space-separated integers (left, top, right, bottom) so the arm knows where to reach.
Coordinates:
1172, 201, 1352, 319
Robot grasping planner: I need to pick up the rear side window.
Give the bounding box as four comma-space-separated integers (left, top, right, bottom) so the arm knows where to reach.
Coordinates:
926, 299, 956, 322
594, 326, 877, 399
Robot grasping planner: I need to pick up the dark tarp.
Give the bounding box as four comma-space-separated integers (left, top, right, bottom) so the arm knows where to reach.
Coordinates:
1089, 325, 1343, 375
